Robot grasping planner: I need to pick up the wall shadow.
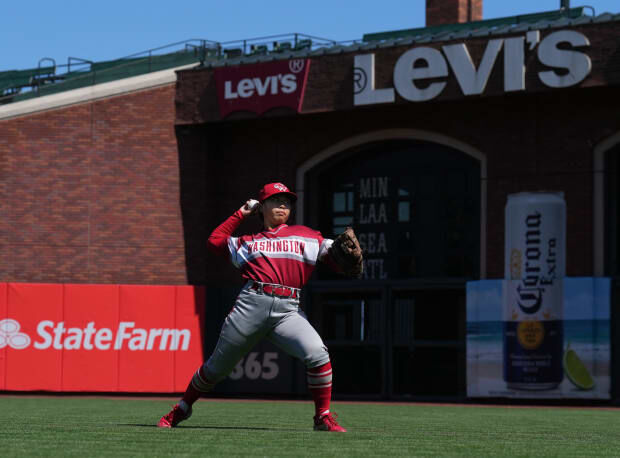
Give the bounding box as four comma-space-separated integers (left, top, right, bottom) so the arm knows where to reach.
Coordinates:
177, 124, 209, 286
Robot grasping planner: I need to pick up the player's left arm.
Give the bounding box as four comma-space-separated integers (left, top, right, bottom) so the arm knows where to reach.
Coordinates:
321, 228, 364, 278
317, 236, 342, 272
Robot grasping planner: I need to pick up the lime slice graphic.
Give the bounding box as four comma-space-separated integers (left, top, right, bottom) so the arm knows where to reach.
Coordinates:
563, 347, 594, 390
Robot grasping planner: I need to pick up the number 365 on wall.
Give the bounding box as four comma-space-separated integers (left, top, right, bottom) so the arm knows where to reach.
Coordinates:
229, 352, 279, 380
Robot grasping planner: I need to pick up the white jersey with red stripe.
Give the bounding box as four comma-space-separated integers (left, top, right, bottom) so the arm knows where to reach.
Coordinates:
207, 210, 335, 289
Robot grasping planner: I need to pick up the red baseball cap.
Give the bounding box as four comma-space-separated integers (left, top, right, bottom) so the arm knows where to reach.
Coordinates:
258, 182, 297, 203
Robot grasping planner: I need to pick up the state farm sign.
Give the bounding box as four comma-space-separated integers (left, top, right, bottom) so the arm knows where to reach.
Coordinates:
32, 320, 190, 351
215, 59, 311, 117
0, 283, 205, 392
354, 30, 592, 105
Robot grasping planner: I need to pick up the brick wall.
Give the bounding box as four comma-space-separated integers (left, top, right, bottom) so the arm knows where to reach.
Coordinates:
1, 20, 619, 285
0, 85, 189, 284
173, 21, 620, 281
191, 87, 618, 282
426, 0, 482, 26
176, 22, 620, 125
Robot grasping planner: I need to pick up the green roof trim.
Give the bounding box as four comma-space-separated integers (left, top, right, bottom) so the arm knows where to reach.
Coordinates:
0, 34, 335, 104
0, 66, 56, 93
4, 51, 203, 103
363, 7, 586, 42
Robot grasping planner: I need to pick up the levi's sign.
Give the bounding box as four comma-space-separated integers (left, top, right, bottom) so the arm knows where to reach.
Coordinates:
354, 30, 592, 105
215, 59, 311, 117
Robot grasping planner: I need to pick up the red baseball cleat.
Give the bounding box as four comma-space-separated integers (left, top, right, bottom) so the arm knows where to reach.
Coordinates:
313, 412, 347, 432
158, 403, 192, 428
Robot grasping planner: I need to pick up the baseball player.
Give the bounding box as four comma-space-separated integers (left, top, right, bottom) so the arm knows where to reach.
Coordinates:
158, 182, 362, 432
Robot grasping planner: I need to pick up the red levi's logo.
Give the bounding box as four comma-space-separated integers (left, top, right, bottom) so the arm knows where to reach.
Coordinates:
215, 59, 311, 117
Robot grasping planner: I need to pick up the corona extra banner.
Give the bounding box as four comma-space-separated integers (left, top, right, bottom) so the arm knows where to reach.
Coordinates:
0, 283, 205, 392
467, 278, 611, 399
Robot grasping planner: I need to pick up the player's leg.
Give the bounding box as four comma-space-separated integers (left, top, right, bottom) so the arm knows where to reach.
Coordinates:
159, 288, 271, 428
159, 322, 263, 428
180, 325, 260, 408
267, 300, 346, 432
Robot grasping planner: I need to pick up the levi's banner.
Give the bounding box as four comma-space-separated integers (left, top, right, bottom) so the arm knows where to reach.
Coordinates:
214, 59, 311, 117
0, 283, 205, 392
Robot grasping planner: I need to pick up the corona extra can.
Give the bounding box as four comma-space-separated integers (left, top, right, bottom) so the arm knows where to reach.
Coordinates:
503, 192, 566, 390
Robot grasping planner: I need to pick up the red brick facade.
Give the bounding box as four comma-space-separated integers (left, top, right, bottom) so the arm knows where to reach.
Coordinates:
426, 0, 483, 26
175, 21, 620, 281
1, 21, 619, 286
185, 86, 619, 282
0, 86, 188, 284
176, 22, 620, 125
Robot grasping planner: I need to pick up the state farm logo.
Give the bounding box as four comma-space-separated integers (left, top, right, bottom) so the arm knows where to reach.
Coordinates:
0, 319, 191, 351
0, 319, 31, 349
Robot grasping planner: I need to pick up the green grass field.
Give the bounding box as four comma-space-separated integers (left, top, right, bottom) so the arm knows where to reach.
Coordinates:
1, 396, 620, 457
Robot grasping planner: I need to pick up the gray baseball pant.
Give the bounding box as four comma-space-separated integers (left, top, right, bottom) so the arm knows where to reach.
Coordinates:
199, 282, 330, 385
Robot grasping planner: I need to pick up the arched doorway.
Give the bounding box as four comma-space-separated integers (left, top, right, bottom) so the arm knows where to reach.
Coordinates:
298, 131, 484, 400
595, 132, 620, 401
593, 131, 620, 277
593, 133, 620, 277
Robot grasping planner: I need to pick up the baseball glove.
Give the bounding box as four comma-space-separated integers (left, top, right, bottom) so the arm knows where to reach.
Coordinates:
329, 227, 363, 278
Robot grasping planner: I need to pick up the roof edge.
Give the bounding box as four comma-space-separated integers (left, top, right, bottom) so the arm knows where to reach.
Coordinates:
0, 63, 196, 121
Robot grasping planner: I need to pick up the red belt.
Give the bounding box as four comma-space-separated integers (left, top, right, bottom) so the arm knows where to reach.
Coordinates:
250, 281, 299, 299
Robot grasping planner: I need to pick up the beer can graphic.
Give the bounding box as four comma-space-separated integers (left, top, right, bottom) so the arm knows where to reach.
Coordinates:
503, 192, 566, 390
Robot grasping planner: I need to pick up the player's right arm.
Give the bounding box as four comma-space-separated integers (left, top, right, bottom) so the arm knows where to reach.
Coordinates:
206, 201, 258, 257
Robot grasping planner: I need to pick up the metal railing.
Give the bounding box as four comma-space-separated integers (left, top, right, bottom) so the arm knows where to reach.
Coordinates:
0, 33, 357, 105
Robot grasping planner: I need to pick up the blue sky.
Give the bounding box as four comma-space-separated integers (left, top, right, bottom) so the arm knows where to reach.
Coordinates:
2, 1, 618, 71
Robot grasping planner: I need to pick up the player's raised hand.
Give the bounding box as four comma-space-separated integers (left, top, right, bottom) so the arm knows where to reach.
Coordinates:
239, 199, 260, 217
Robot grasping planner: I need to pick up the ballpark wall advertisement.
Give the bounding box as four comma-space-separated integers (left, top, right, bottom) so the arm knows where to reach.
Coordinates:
214, 59, 311, 117
0, 283, 205, 392
466, 278, 611, 399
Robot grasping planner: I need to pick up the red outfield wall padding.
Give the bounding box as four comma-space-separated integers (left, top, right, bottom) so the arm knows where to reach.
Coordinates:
0, 283, 205, 392
0, 283, 7, 391
118, 285, 176, 392
62, 284, 120, 392
6, 283, 64, 391
174, 285, 206, 392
